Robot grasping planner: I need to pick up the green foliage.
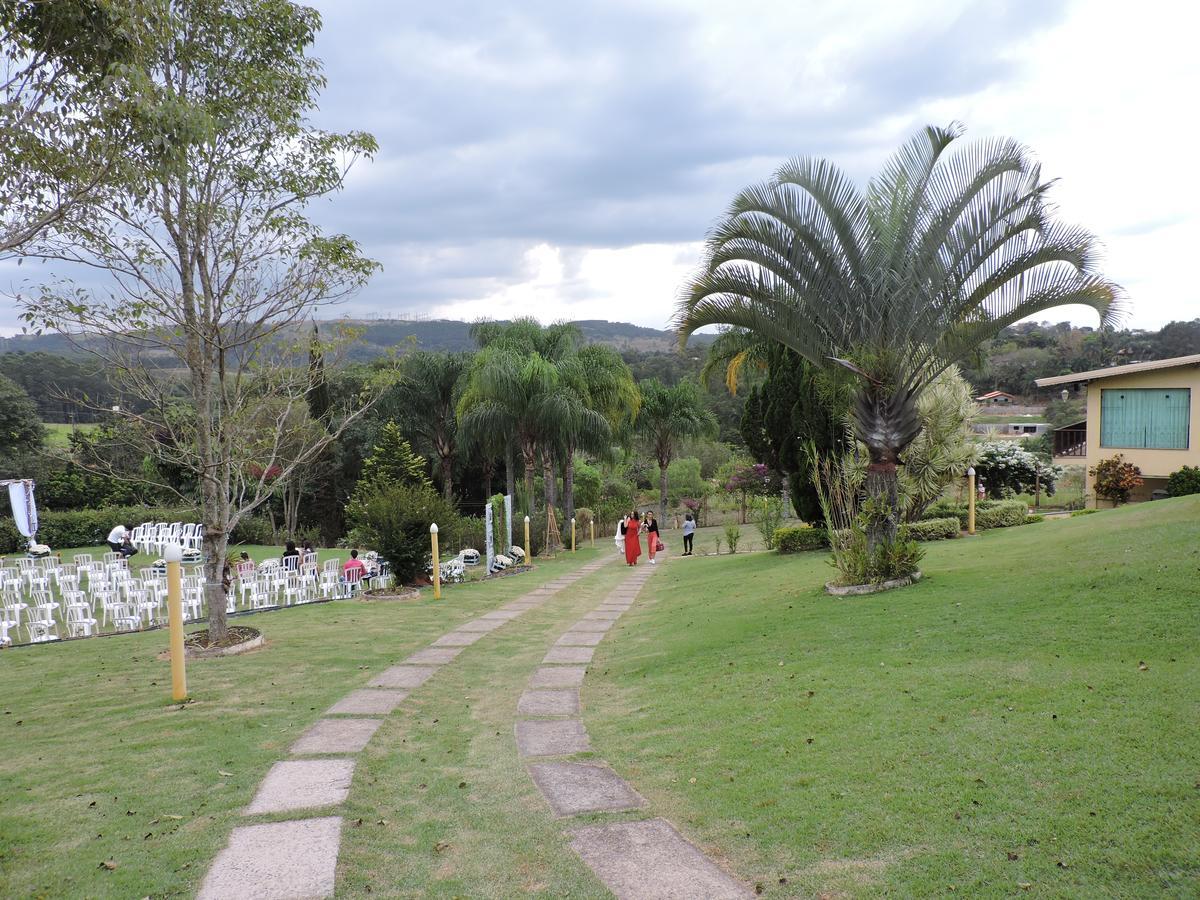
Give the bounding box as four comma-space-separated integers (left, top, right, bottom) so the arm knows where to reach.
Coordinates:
974, 441, 1062, 498
1090, 454, 1143, 505
922, 498, 1028, 530
347, 481, 461, 585
666, 457, 705, 505
0, 505, 193, 554
894, 366, 977, 520
1044, 397, 1087, 428
0, 372, 45, 462
573, 507, 594, 529
752, 496, 784, 550
774, 525, 829, 552
1165, 465, 1200, 497
572, 459, 602, 509
354, 422, 431, 496
722, 523, 741, 554
897, 517, 960, 541
636, 377, 719, 519
1070, 507, 1099, 517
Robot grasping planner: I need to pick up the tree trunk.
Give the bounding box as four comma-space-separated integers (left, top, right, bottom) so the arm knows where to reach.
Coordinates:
440, 454, 454, 503
542, 450, 557, 512
521, 442, 537, 516
563, 451, 575, 524
481, 458, 494, 500
505, 445, 516, 502
658, 461, 668, 523
864, 458, 900, 556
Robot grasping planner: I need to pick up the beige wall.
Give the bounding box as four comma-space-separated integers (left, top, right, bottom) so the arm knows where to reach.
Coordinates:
1082, 366, 1200, 504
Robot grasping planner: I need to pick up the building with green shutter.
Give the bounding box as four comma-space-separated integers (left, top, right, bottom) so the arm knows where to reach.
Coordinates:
1037, 354, 1200, 505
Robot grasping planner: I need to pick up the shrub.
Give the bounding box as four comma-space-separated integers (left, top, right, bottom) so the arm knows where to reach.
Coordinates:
775, 525, 829, 552
574, 507, 595, 529
347, 481, 463, 585
1026, 514, 1045, 524
0, 505, 195, 554
973, 441, 1062, 498
723, 523, 741, 553
975, 499, 1029, 529
1070, 508, 1098, 517
1166, 465, 1200, 497
1090, 454, 1143, 505
752, 496, 784, 550
898, 516, 960, 541
230, 516, 276, 546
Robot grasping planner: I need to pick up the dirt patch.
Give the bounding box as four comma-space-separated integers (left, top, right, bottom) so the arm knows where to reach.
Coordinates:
360, 588, 420, 602
183, 626, 264, 658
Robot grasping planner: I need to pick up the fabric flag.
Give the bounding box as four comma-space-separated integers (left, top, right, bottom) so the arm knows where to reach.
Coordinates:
485, 503, 494, 573
8, 480, 38, 539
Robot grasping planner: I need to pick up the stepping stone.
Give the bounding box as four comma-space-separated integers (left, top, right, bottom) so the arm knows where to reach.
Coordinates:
517, 689, 580, 717
543, 646, 595, 664
598, 604, 632, 612
516, 718, 591, 756
528, 761, 645, 816
583, 610, 622, 621
433, 631, 485, 647
291, 718, 382, 755
368, 665, 438, 689
404, 647, 462, 665
479, 609, 523, 621
570, 620, 614, 633
244, 759, 355, 815
557, 631, 605, 647
456, 617, 504, 633
530, 666, 587, 689
198, 816, 342, 900
326, 689, 408, 716
568, 818, 754, 899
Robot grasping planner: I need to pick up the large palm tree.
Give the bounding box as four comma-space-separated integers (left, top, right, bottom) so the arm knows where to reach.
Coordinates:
636, 378, 718, 522
393, 351, 468, 502
677, 124, 1122, 551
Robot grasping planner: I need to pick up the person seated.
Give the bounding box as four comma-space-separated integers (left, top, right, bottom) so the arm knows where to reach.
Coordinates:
118, 535, 136, 558
281, 540, 300, 570
343, 549, 367, 581
106, 523, 133, 554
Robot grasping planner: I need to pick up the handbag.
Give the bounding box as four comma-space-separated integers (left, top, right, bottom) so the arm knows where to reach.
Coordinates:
656, 539, 665, 552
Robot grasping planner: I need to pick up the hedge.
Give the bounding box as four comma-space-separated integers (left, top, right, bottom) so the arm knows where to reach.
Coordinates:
898, 516, 960, 541
921, 498, 1029, 530
0, 506, 195, 554
775, 525, 829, 552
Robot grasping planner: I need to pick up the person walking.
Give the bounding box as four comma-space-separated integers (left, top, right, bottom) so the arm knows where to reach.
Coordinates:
682, 512, 695, 555
645, 511, 661, 564
621, 511, 642, 566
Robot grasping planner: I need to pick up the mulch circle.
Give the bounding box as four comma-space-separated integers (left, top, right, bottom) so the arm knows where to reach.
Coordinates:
185, 626, 261, 650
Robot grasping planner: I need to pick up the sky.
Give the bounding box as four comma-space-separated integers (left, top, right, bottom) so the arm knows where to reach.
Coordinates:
3, 0, 1197, 335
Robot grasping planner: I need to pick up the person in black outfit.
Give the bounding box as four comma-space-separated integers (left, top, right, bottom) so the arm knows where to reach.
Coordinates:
282, 540, 300, 570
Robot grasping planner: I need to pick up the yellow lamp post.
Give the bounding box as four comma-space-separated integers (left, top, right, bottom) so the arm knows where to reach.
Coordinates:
524, 515, 531, 562
430, 523, 441, 600
967, 466, 977, 536
164, 543, 188, 702
571, 517, 576, 553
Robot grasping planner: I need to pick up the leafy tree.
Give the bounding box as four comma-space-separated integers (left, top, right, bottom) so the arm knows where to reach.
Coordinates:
20, 0, 378, 642
1165, 465, 1200, 498
679, 124, 1120, 557
666, 457, 705, 506
974, 441, 1061, 498
354, 422, 431, 498
393, 351, 468, 502
636, 379, 718, 521
0, 372, 45, 465
892, 366, 978, 520
1090, 454, 1142, 505
722, 461, 775, 524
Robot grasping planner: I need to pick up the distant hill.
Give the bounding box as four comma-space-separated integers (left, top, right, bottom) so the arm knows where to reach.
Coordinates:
0, 318, 708, 360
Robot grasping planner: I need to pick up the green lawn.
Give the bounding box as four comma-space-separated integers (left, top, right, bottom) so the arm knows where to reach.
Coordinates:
584, 498, 1200, 897
41, 421, 98, 448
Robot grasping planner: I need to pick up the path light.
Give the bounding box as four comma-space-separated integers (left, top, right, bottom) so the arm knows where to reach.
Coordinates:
430, 523, 440, 600
524, 515, 531, 563
967, 467, 977, 536
163, 543, 188, 701
571, 517, 576, 553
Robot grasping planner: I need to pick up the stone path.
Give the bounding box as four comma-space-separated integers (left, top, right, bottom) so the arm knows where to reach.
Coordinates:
197, 556, 612, 900
516, 562, 754, 900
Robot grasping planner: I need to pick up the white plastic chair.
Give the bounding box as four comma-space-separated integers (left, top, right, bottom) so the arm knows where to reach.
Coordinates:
65, 604, 98, 637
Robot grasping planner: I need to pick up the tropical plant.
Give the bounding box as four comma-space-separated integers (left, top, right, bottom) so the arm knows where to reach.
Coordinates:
1090, 454, 1143, 505
752, 495, 785, 550
393, 351, 469, 502
1166, 465, 1200, 498
722, 523, 740, 553
636, 378, 718, 521
678, 123, 1122, 558
973, 441, 1061, 499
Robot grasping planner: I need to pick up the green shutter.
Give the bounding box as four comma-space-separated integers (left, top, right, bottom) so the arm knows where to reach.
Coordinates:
1100, 388, 1190, 449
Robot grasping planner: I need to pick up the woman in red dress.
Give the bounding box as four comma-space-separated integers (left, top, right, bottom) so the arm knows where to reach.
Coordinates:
622, 511, 642, 566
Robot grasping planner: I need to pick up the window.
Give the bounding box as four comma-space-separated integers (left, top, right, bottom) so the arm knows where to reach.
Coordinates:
1100, 388, 1190, 449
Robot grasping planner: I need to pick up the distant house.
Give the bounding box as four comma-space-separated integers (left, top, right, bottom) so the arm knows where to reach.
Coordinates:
971, 421, 1051, 437
1036, 354, 1200, 504
975, 390, 1018, 405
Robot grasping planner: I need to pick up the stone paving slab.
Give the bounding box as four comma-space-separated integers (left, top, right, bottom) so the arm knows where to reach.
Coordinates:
403, 646, 463, 665
568, 818, 754, 899
456, 617, 505, 633
583, 610, 622, 621
198, 816, 342, 900
432, 630, 486, 647
543, 645, 595, 664
326, 689, 408, 716
517, 689, 581, 716
515, 719, 591, 757
598, 603, 633, 611
530, 665, 587, 689
528, 761, 645, 816
244, 759, 355, 815
291, 718, 382, 755
479, 609, 523, 621
569, 619, 615, 633
368, 665, 438, 689
557, 631, 605, 646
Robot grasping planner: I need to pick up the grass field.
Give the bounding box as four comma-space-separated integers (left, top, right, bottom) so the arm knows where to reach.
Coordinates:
41, 421, 98, 448
584, 497, 1200, 897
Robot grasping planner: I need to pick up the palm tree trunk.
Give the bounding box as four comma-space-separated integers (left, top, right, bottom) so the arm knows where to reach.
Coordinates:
864, 456, 900, 555
563, 451, 575, 524
658, 460, 668, 523
521, 442, 537, 516
505, 445, 516, 501
440, 454, 453, 503
481, 458, 494, 500
542, 449, 557, 512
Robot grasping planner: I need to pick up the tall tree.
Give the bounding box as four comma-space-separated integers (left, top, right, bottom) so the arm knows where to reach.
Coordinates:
636, 379, 718, 522
393, 351, 468, 502
678, 123, 1121, 554
20, 0, 378, 642
0, 372, 45, 469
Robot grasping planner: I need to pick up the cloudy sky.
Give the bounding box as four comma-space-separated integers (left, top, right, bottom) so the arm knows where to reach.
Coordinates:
3, 0, 1195, 335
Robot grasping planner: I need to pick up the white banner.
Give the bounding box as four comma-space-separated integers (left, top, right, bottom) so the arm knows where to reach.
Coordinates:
7, 480, 37, 539
504, 494, 513, 551
485, 503, 494, 573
